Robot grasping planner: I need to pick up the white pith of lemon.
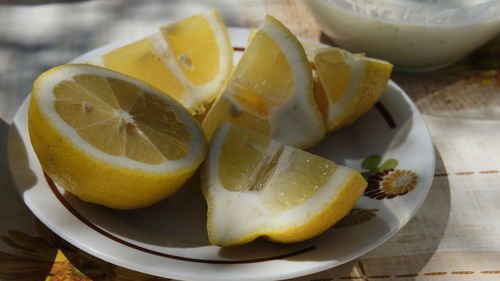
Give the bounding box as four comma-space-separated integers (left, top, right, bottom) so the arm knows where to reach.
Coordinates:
201, 123, 367, 246
89, 9, 233, 115
201, 15, 325, 149
28, 64, 207, 210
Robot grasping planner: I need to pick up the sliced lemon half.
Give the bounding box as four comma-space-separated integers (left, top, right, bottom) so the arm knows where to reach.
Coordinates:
89, 9, 233, 115
28, 64, 207, 210
201, 15, 325, 149
201, 123, 367, 246
311, 47, 393, 131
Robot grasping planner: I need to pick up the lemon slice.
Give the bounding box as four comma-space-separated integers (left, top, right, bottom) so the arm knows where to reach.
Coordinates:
201, 123, 367, 246
28, 64, 207, 210
201, 16, 325, 149
311, 47, 393, 131
89, 9, 233, 115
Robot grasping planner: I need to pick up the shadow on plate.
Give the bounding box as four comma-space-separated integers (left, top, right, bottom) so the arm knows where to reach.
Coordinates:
61, 170, 210, 248
217, 214, 392, 263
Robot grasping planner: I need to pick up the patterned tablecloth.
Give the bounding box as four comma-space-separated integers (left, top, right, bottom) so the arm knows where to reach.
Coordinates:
1, 1, 499, 280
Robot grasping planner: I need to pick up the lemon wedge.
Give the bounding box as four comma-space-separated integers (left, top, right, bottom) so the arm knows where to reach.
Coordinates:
201, 123, 367, 246
311, 47, 393, 131
89, 9, 233, 115
28, 64, 206, 210
201, 15, 325, 149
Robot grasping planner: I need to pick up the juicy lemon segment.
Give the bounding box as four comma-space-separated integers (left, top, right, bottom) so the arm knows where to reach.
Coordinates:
161, 11, 222, 86
218, 124, 271, 192
53, 75, 191, 163
202, 16, 325, 149
100, 38, 186, 102
313, 47, 393, 131
28, 64, 206, 210
261, 149, 336, 211
91, 9, 233, 115
201, 95, 270, 138
232, 30, 294, 106
202, 123, 367, 246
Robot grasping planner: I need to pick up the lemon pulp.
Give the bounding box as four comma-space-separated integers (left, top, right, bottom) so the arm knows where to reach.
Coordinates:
54, 75, 191, 163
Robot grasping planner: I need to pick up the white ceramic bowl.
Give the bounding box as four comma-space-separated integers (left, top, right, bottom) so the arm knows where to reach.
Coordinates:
306, 0, 500, 71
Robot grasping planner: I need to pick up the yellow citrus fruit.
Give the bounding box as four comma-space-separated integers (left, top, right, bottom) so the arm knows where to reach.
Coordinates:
201, 15, 325, 149
28, 64, 207, 210
310, 47, 393, 131
201, 123, 367, 246
89, 9, 233, 115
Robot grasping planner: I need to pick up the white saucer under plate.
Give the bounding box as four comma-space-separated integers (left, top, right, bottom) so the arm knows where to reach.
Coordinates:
8, 27, 435, 281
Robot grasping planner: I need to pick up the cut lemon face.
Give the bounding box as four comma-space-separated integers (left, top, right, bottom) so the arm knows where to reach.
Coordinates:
201, 123, 367, 246
28, 64, 206, 210
201, 16, 325, 149
89, 9, 233, 115
311, 47, 393, 131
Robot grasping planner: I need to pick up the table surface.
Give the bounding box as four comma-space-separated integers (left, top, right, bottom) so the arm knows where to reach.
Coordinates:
1, 1, 499, 280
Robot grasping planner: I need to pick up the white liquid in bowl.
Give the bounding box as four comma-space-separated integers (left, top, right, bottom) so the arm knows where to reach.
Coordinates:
307, 0, 500, 71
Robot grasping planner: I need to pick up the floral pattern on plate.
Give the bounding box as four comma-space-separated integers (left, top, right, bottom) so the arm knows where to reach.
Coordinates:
361, 155, 419, 200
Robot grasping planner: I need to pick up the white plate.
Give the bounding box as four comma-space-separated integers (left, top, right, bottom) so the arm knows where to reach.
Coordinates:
7, 27, 435, 281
